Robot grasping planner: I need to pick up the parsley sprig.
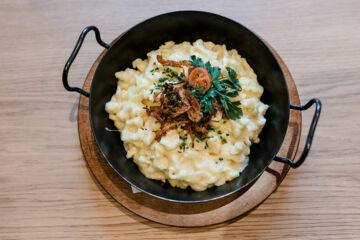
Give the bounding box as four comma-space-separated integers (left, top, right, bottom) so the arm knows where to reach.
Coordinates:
189, 55, 221, 80
188, 55, 243, 120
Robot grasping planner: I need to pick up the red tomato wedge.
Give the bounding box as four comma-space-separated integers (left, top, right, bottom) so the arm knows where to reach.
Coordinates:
188, 67, 211, 93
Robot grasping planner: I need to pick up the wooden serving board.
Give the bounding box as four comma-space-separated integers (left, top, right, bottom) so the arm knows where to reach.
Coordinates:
78, 42, 301, 227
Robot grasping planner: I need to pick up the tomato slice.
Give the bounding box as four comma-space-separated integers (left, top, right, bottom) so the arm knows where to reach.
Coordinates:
188, 67, 211, 93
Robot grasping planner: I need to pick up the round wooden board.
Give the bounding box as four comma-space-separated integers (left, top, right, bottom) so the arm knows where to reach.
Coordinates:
78, 41, 302, 227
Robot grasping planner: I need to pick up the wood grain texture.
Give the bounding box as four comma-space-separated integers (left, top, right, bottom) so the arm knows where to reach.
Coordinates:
0, 0, 359, 239
77, 42, 301, 227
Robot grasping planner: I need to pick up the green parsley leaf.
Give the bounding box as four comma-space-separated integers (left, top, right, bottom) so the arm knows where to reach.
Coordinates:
199, 88, 217, 115
206, 62, 221, 80
222, 98, 243, 119
213, 80, 225, 92
227, 89, 239, 97
232, 100, 241, 106
189, 56, 221, 80
226, 67, 241, 89
189, 55, 206, 68
205, 87, 217, 98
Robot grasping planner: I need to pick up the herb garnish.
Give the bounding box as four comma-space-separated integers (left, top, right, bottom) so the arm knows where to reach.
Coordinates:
206, 125, 215, 131
178, 136, 188, 153
189, 55, 221, 80
147, 55, 244, 152
150, 75, 180, 93
195, 134, 207, 142
163, 67, 184, 81
186, 84, 206, 96
188, 55, 243, 120
220, 136, 228, 144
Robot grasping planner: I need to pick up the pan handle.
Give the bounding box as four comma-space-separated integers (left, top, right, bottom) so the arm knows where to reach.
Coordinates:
274, 98, 322, 168
62, 26, 110, 98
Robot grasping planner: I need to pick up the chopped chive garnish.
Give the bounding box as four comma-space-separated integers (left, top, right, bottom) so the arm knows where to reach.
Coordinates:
220, 136, 227, 144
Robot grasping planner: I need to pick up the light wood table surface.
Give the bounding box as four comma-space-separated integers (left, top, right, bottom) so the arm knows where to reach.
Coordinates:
1, 0, 359, 239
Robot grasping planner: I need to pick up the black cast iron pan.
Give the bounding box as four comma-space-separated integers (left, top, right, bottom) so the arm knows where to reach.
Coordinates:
63, 11, 321, 203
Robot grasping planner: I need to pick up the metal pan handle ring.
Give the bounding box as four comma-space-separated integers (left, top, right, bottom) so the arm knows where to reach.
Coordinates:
62, 26, 110, 98
274, 98, 322, 168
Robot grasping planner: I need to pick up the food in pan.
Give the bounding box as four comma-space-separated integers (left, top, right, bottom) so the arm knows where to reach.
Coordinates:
105, 40, 268, 191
